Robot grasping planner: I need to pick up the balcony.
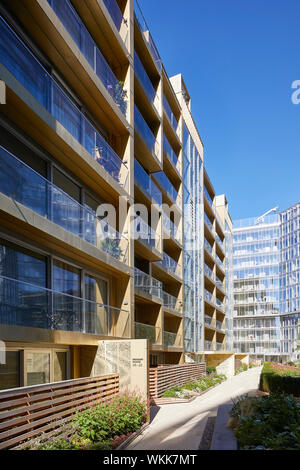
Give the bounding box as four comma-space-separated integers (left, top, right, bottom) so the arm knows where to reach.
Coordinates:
204, 213, 214, 233
47, 0, 127, 116
204, 340, 213, 351
134, 159, 162, 206
216, 255, 225, 272
205, 315, 216, 328
0, 17, 129, 191
135, 218, 160, 251
204, 263, 213, 280
0, 146, 129, 264
134, 105, 160, 170
134, 1, 162, 71
204, 186, 213, 206
0, 275, 130, 337
163, 331, 182, 348
153, 172, 181, 210
134, 51, 158, 110
215, 232, 224, 251
134, 268, 162, 299
205, 289, 214, 304
160, 252, 181, 278
216, 298, 225, 312
163, 95, 178, 134
102, 0, 129, 45
135, 322, 161, 344
163, 291, 182, 314
216, 320, 225, 332
163, 134, 181, 176
204, 239, 213, 256
162, 212, 181, 244
216, 277, 225, 292
216, 342, 225, 351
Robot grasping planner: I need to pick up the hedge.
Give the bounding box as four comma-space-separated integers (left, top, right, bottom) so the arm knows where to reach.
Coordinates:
259, 362, 300, 396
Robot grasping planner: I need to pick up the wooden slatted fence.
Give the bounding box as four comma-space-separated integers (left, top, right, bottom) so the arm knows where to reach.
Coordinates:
149, 363, 206, 399
0, 374, 119, 450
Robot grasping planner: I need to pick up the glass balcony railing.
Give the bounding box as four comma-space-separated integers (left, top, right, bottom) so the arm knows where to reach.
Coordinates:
134, 268, 162, 299
215, 232, 224, 251
163, 291, 182, 313
134, 51, 158, 109
204, 213, 214, 232
204, 186, 213, 206
163, 134, 180, 172
216, 255, 224, 271
204, 238, 213, 255
134, 159, 162, 206
216, 277, 224, 291
216, 320, 224, 331
0, 275, 130, 337
216, 298, 225, 311
102, 0, 128, 44
163, 95, 178, 133
205, 315, 215, 327
216, 342, 225, 351
47, 0, 127, 116
205, 289, 214, 304
0, 147, 129, 263
205, 340, 213, 351
162, 212, 181, 243
163, 331, 182, 347
134, 105, 159, 159
0, 17, 129, 190
204, 263, 213, 279
135, 218, 160, 250
153, 172, 181, 209
158, 252, 181, 277
135, 322, 161, 344
134, 1, 162, 70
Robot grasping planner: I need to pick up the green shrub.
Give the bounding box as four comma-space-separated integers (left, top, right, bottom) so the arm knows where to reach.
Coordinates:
259, 362, 300, 396
162, 374, 226, 397
231, 393, 300, 450
162, 386, 183, 398
74, 391, 147, 443
206, 366, 216, 375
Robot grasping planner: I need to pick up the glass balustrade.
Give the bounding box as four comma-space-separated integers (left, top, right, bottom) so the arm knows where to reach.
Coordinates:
216, 342, 225, 351
47, 0, 127, 115
134, 159, 162, 205
216, 277, 224, 291
204, 186, 213, 206
134, 1, 162, 70
135, 322, 160, 344
153, 172, 181, 208
134, 51, 157, 108
216, 255, 224, 271
163, 134, 180, 171
158, 252, 181, 277
135, 218, 160, 249
204, 263, 213, 279
162, 212, 181, 242
134, 268, 162, 298
205, 315, 213, 326
163, 95, 178, 133
216, 298, 224, 311
0, 275, 130, 337
215, 232, 224, 250
205, 340, 213, 351
205, 289, 214, 303
204, 213, 214, 232
134, 105, 159, 159
102, 0, 128, 43
216, 320, 224, 331
0, 17, 129, 190
163, 291, 182, 312
0, 146, 129, 263
163, 331, 182, 347
204, 238, 213, 255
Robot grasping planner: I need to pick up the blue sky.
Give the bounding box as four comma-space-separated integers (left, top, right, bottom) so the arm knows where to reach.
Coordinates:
138, 0, 300, 221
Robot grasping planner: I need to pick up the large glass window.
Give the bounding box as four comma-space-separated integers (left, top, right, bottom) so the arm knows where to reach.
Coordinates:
53, 351, 68, 382
26, 352, 50, 386
0, 351, 20, 390
85, 274, 108, 335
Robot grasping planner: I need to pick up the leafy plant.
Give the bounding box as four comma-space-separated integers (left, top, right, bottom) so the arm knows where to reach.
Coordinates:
259, 362, 300, 396
101, 237, 123, 260
206, 366, 216, 375
114, 81, 127, 115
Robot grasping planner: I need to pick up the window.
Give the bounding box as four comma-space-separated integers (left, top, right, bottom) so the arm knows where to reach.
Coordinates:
26, 351, 50, 386
0, 351, 20, 390
85, 274, 109, 335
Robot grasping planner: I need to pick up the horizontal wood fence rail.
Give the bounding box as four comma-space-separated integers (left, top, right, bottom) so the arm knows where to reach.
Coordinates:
0, 374, 119, 450
149, 363, 206, 399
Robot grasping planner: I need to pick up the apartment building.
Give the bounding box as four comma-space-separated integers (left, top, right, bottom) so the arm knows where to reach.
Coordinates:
0, 0, 231, 390
232, 204, 300, 362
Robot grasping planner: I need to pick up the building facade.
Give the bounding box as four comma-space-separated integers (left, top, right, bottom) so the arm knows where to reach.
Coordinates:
232, 205, 300, 362
0, 0, 230, 390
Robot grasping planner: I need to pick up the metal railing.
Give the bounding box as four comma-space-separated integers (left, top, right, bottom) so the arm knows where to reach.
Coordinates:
134, 159, 162, 205
134, 268, 162, 298
0, 275, 130, 337
134, 105, 159, 159
135, 322, 160, 344
0, 146, 128, 263
47, 0, 127, 115
0, 17, 129, 190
